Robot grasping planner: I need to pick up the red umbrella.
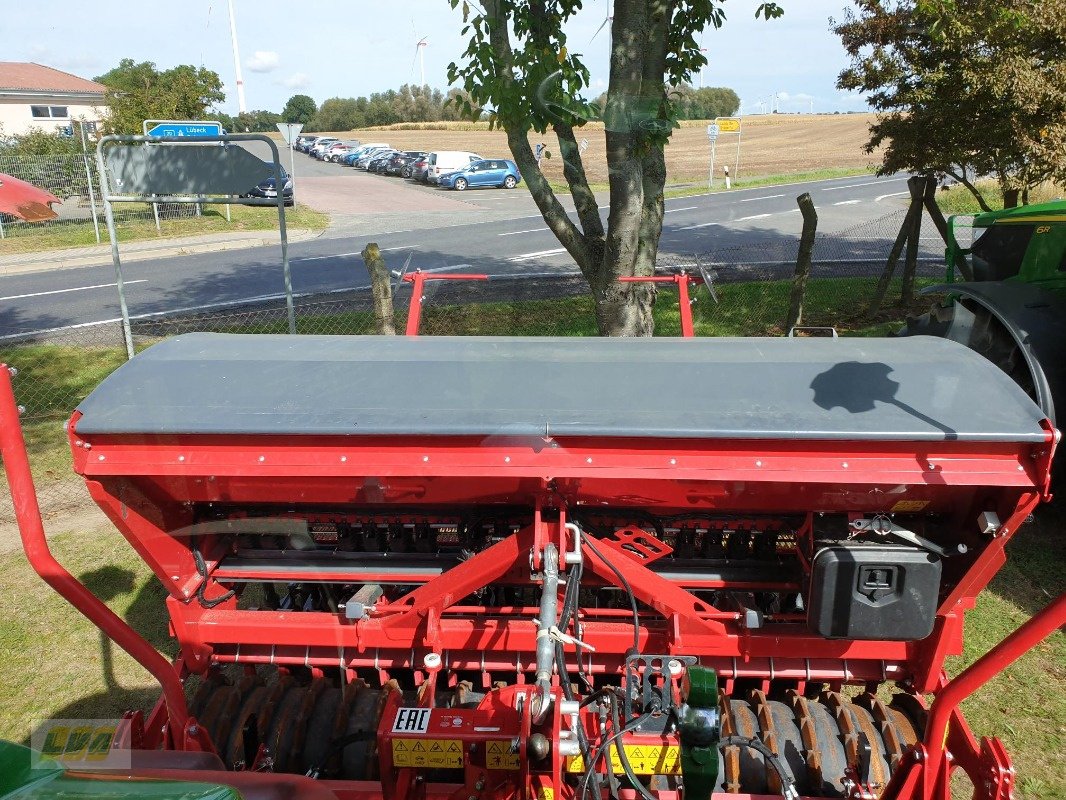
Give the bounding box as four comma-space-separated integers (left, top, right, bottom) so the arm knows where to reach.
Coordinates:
0, 172, 60, 221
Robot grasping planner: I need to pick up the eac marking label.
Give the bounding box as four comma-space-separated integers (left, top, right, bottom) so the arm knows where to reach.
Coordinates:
392, 707, 431, 734
392, 738, 463, 768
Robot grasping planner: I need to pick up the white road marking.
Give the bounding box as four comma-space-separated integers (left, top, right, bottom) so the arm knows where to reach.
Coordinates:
678, 221, 720, 230
737, 213, 772, 221
291, 251, 361, 263
821, 179, 903, 191
498, 227, 549, 236
664, 206, 698, 213
380, 245, 419, 251
739, 194, 784, 202
833, 200, 861, 206
0, 280, 147, 302
875, 192, 910, 202
507, 247, 568, 262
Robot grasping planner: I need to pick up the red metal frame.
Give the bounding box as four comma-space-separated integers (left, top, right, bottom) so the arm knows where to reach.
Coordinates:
402, 271, 489, 335
401, 270, 709, 337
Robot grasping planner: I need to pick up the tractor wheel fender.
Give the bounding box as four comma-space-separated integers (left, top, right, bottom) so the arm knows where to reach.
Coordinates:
915, 281, 1066, 425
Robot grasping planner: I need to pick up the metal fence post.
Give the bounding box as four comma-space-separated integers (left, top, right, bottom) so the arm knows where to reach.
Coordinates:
96, 141, 136, 360
79, 124, 102, 244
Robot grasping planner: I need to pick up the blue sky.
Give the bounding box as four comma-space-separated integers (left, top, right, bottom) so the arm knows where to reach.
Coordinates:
3, 0, 869, 116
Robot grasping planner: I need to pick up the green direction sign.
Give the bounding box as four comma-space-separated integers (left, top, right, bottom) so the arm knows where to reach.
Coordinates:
104, 144, 276, 197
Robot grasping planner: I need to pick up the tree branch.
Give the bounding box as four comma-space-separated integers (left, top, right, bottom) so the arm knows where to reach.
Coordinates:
483, 0, 591, 268
553, 122, 604, 241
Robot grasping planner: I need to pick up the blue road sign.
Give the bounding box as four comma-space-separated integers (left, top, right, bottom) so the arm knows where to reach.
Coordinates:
147, 121, 222, 138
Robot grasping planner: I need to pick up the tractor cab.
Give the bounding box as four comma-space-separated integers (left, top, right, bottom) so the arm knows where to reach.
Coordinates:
947, 200, 1066, 287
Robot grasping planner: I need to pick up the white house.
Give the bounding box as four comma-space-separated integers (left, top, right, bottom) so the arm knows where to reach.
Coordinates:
0, 62, 107, 137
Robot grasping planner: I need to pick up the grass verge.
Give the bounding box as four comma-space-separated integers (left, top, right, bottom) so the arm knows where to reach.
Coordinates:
0, 203, 329, 256
545, 166, 877, 197
935, 180, 1065, 216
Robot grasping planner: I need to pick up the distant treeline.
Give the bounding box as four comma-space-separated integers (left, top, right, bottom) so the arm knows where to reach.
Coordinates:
215, 82, 740, 135
213, 85, 478, 133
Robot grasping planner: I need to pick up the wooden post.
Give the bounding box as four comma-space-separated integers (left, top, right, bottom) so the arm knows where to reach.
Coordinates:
786, 193, 818, 330
900, 176, 925, 304
868, 176, 924, 317
361, 243, 396, 335
922, 177, 974, 281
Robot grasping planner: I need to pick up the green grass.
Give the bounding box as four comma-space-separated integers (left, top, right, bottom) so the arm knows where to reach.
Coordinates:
546, 166, 878, 198
935, 180, 1065, 216
0, 203, 329, 255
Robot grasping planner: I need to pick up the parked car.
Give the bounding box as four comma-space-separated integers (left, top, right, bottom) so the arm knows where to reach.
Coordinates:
407, 156, 431, 182
243, 165, 294, 206
343, 143, 390, 166
368, 151, 397, 173
355, 148, 395, 169
294, 135, 317, 153
425, 151, 482, 184
386, 151, 426, 177
438, 159, 522, 191
325, 141, 361, 162
309, 138, 339, 158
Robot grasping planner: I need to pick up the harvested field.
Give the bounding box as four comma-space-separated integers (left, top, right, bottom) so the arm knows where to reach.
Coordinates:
319, 113, 881, 185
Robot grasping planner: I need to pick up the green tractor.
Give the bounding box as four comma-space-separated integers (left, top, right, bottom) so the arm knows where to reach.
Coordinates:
901, 199, 1066, 424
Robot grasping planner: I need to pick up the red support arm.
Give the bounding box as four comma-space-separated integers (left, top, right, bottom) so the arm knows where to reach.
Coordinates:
922, 591, 1066, 797
0, 364, 193, 747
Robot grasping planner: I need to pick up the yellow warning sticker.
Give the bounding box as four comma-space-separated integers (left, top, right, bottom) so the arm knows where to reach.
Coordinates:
532, 787, 554, 800
567, 744, 681, 775
890, 500, 930, 512
485, 739, 520, 770
392, 738, 463, 768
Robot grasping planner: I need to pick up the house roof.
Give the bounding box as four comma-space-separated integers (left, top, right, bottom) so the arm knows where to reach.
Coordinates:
0, 62, 107, 96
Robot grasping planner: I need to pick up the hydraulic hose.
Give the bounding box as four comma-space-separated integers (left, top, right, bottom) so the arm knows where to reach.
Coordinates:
531, 542, 560, 724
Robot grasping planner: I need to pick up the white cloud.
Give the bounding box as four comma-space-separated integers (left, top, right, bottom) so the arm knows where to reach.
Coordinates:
246, 51, 280, 73
279, 72, 310, 89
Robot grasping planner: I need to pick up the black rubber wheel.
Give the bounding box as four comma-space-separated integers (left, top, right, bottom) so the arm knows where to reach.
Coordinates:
503, 175, 517, 189
302, 686, 343, 775
453, 178, 468, 191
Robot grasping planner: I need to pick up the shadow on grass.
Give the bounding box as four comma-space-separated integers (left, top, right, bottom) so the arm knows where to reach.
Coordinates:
991, 503, 1066, 618
21, 568, 175, 746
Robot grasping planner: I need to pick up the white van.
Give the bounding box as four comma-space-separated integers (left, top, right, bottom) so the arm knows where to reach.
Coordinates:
426, 151, 482, 184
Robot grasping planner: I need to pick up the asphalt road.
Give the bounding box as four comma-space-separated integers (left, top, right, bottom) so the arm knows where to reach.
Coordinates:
0, 173, 938, 338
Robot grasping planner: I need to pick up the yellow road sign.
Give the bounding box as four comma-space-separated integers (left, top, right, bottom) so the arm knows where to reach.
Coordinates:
716, 118, 741, 132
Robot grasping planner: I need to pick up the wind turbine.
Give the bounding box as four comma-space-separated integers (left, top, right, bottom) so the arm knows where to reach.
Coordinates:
227, 0, 247, 113
413, 36, 429, 87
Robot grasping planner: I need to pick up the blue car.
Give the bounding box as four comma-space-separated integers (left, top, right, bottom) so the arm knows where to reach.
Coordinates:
438, 159, 522, 191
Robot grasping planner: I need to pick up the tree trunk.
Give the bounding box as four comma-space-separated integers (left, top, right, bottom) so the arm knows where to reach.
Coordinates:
361, 243, 396, 335
868, 216, 911, 318
786, 193, 818, 330
1003, 188, 1020, 208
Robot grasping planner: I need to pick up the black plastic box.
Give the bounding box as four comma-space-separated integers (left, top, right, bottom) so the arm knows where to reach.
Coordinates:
808, 543, 942, 640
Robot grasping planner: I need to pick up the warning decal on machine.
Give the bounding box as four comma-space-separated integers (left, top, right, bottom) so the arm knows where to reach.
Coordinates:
566, 745, 681, 775
391, 738, 463, 768
485, 739, 520, 770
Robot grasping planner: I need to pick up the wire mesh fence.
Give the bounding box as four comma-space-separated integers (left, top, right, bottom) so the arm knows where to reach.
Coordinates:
0, 152, 210, 251
0, 208, 953, 520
